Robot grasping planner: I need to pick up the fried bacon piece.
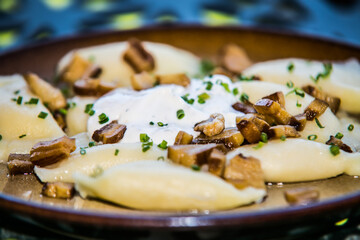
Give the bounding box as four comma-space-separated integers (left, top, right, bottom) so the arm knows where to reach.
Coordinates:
194, 113, 225, 137
224, 154, 265, 190
304, 99, 329, 121
60, 53, 102, 83
123, 38, 155, 73
156, 73, 190, 87
326, 136, 353, 153
42, 182, 75, 199
236, 114, 270, 144
131, 71, 156, 91
232, 102, 256, 114
24, 73, 66, 111
167, 144, 219, 167
174, 131, 193, 145
92, 120, 127, 144
262, 91, 285, 108
254, 99, 293, 125
193, 127, 244, 149
284, 187, 319, 205
29, 136, 76, 167
269, 125, 300, 139
73, 78, 116, 96
302, 85, 340, 114
218, 43, 253, 74
7, 153, 33, 175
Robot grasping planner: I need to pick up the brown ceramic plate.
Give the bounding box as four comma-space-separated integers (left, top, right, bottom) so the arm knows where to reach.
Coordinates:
0, 25, 360, 237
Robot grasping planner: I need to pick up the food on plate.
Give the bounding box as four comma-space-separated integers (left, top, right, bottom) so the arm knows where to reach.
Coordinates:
1, 39, 360, 211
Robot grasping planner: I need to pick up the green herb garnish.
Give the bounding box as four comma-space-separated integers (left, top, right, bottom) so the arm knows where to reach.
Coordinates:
197, 92, 210, 104
296, 101, 302, 107
16, 96, 23, 105
84, 104, 95, 116
204, 81, 213, 91
24, 98, 39, 105
98, 113, 109, 124
38, 111, 48, 119
14, 90, 20, 95
220, 82, 231, 93
177, 109, 185, 119
232, 88, 239, 96
157, 140, 168, 150
335, 132, 344, 139
238, 75, 256, 81
88, 141, 96, 147
307, 134, 317, 141
200, 59, 215, 76
80, 148, 86, 155
140, 133, 150, 142
0, 134, 2, 141
157, 156, 165, 161
287, 62, 295, 72
157, 122, 168, 127
311, 63, 333, 83
286, 88, 305, 98
59, 108, 68, 115
315, 118, 325, 129
329, 144, 340, 156
240, 93, 249, 103
253, 141, 265, 150
260, 132, 268, 143
348, 124, 354, 131
191, 164, 200, 171
181, 94, 195, 105
280, 135, 286, 141
19, 134, 26, 139
286, 81, 294, 88
114, 149, 119, 156
149, 121, 154, 125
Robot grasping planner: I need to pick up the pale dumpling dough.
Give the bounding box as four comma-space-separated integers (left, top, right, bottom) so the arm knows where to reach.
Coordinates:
34, 142, 167, 182
228, 139, 360, 183
243, 58, 360, 113
0, 75, 64, 162
74, 160, 266, 211
57, 41, 200, 87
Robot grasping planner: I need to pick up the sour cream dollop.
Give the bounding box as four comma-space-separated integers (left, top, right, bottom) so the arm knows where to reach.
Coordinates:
87, 75, 243, 144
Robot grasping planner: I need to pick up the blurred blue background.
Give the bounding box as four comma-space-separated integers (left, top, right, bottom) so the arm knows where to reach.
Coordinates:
0, 0, 360, 53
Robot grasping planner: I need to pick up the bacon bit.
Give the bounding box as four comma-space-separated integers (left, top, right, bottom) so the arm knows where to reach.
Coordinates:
194, 113, 225, 137
60, 53, 102, 83
30, 136, 76, 167
123, 38, 155, 73
325, 136, 353, 153
156, 73, 190, 87
42, 182, 75, 199
92, 120, 127, 144
73, 78, 116, 97
174, 131, 193, 145
284, 187, 319, 205
224, 154, 265, 190
218, 43, 253, 74
24, 73, 66, 111
302, 85, 340, 114
304, 99, 329, 121
236, 114, 270, 144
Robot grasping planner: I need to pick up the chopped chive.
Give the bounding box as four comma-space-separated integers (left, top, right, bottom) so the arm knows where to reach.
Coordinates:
142, 141, 153, 152
88, 141, 96, 147
157, 156, 165, 161
11, 98, 16, 102
38, 111, 48, 119
307, 134, 317, 141
280, 135, 286, 141
98, 113, 109, 124
329, 144, 340, 156
335, 132, 344, 139
0, 134, 2, 141
286, 88, 305, 98
296, 101, 302, 107
310, 63, 333, 83
232, 88, 239, 96
253, 141, 265, 149
140, 133, 150, 142
25, 98, 39, 105
177, 109, 185, 119
238, 75, 255, 81
240, 93, 249, 103
181, 94, 195, 105
114, 149, 119, 156
315, 118, 325, 129
19, 134, 26, 139
198, 98, 205, 104
204, 81, 213, 91
348, 124, 354, 131
198, 92, 210, 103
157, 122, 168, 127
200, 59, 215, 76
85, 103, 95, 116
80, 148, 86, 155
14, 90, 20, 95
16, 96, 23, 105
287, 62, 295, 72
260, 132, 268, 143
286, 81, 294, 88
191, 164, 200, 171
59, 108, 68, 115
220, 82, 231, 93
157, 140, 168, 150
149, 121, 154, 125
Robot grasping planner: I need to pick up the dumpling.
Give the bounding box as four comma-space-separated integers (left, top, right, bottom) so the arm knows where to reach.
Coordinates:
0, 75, 64, 161
228, 139, 360, 182
74, 160, 266, 211
57, 41, 200, 87
243, 58, 360, 113
34, 142, 167, 182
